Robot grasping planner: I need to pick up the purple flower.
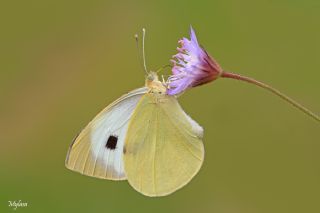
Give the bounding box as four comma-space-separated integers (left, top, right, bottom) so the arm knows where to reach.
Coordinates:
167, 27, 223, 95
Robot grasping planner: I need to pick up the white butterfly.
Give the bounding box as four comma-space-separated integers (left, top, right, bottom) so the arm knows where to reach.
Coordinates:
66, 29, 205, 197
65, 72, 204, 196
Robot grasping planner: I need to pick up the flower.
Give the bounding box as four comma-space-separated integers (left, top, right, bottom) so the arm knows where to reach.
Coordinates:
167, 27, 223, 95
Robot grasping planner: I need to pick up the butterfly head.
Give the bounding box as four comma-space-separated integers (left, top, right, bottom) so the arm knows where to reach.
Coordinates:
146, 71, 167, 94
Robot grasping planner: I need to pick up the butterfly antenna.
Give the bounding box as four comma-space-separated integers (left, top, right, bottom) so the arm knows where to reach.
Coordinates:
134, 29, 148, 75
134, 34, 143, 73
142, 28, 148, 74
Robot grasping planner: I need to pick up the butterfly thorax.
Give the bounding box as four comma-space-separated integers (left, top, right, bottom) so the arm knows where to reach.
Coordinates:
145, 71, 167, 95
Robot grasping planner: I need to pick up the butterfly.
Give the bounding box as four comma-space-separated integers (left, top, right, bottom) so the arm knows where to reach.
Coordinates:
65, 71, 205, 197
65, 29, 205, 197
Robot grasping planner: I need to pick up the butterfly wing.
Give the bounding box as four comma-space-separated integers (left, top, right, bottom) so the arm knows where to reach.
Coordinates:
65, 87, 148, 180
123, 93, 204, 196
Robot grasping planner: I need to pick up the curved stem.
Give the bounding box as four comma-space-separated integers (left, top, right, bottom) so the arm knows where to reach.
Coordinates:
221, 71, 320, 122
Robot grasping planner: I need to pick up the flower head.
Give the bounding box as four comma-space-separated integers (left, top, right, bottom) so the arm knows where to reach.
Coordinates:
167, 27, 223, 95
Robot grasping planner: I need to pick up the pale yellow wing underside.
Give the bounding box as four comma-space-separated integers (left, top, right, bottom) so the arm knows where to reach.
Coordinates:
124, 93, 204, 196
65, 87, 147, 180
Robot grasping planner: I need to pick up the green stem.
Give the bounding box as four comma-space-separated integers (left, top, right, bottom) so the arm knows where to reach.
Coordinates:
221, 71, 320, 122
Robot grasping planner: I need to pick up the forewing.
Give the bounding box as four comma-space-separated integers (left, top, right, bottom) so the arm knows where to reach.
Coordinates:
65, 87, 147, 180
123, 93, 204, 196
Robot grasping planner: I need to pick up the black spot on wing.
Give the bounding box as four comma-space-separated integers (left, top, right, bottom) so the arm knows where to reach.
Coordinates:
106, 135, 118, 150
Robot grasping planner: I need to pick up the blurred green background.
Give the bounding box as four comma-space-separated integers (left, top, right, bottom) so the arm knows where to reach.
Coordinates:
1, 0, 319, 212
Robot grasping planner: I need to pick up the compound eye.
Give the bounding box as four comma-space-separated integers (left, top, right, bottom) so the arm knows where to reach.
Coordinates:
147, 75, 154, 81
